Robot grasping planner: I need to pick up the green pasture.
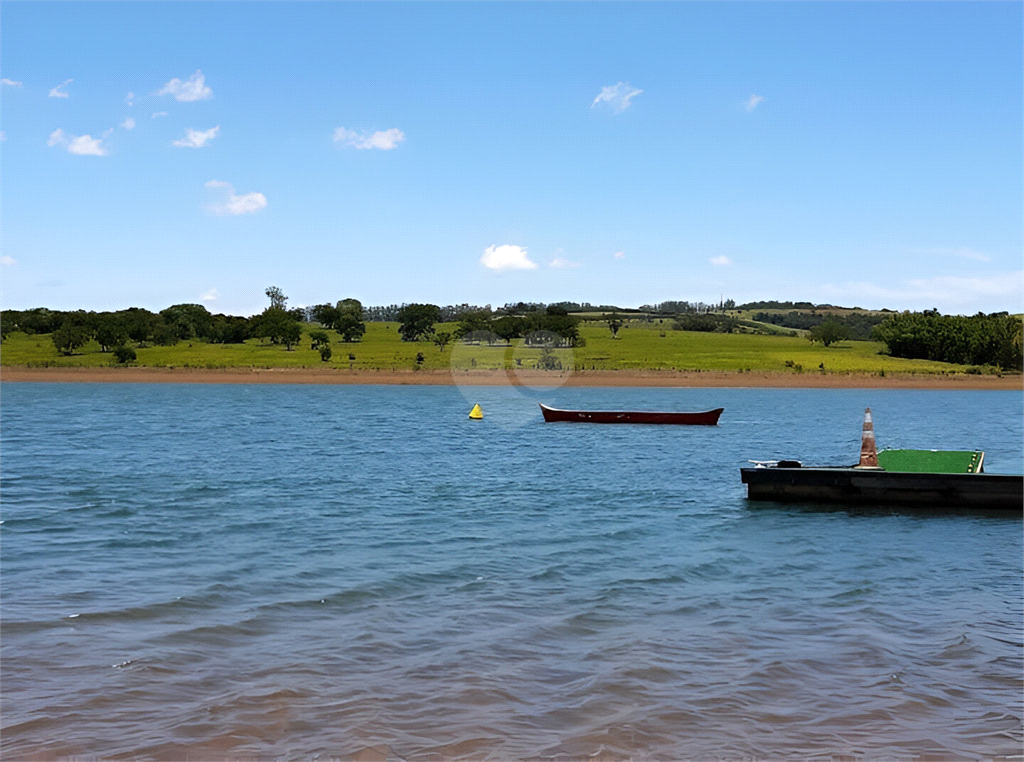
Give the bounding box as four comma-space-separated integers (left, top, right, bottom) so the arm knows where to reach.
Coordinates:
0, 320, 980, 376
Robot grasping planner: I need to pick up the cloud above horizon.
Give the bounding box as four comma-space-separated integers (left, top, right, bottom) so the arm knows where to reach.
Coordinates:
333, 127, 405, 150
1, 255, 17, 266
158, 70, 213, 102
174, 126, 220, 148
205, 180, 267, 215
592, 82, 642, 113
47, 128, 108, 156
710, 256, 732, 266
121, 117, 136, 130
2, 78, 23, 87
480, 244, 538, 272
745, 94, 765, 111
200, 288, 218, 302
49, 79, 73, 98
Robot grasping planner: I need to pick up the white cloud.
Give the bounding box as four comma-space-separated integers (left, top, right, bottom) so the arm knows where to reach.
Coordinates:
592, 82, 642, 113
613, 251, 625, 259
67, 134, 108, 156
173, 125, 220, 148
121, 117, 136, 130
333, 127, 405, 150
47, 128, 66, 146
125, 91, 134, 105
745, 94, 765, 112
205, 180, 267, 215
151, 111, 169, 119
158, 70, 212, 101
2, 78, 22, 87
710, 256, 732, 266
49, 79, 72, 98
549, 258, 581, 268
200, 288, 218, 302
0, 131, 6, 142
1, 255, 17, 266
480, 244, 538, 272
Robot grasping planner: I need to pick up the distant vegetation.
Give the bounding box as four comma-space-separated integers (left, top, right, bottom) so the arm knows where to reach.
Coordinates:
2, 291, 1020, 373
872, 311, 1023, 370
752, 310, 887, 340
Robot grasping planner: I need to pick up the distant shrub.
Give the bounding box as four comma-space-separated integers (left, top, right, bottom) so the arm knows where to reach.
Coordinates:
113, 345, 137, 364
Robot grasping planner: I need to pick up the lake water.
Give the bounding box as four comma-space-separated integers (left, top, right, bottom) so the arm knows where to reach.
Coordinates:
2, 383, 1021, 760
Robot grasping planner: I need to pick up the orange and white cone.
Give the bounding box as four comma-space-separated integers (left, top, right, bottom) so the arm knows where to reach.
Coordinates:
857, 407, 879, 468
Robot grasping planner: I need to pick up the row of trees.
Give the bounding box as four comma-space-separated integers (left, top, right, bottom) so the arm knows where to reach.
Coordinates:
395, 304, 584, 347
872, 311, 1023, 370
753, 311, 887, 340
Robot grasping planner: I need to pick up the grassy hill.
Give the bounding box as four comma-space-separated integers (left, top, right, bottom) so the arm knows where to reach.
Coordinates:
1, 320, 986, 376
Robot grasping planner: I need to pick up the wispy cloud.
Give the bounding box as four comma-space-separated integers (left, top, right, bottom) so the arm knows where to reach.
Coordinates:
125, 91, 135, 106
1, 255, 17, 266
613, 251, 625, 259
822, 272, 1024, 309
151, 111, 169, 119
158, 70, 213, 102
333, 127, 405, 150
200, 288, 218, 302
0, 131, 6, 142
47, 128, 108, 156
592, 82, 642, 113
173, 125, 220, 148
549, 258, 581, 269
745, 94, 765, 112
710, 256, 732, 266
205, 180, 267, 215
121, 117, 136, 130
480, 244, 537, 272
2, 78, 22, 87
49, 79, 73, 98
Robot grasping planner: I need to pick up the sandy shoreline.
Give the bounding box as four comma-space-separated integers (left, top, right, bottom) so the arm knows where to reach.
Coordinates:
2, 366, 1021, 389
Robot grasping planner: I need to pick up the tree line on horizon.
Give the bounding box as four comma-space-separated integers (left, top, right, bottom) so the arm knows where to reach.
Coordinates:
2, 292, 1020, 370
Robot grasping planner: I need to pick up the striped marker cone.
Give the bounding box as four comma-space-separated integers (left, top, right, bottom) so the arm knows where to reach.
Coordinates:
857, 407, 879, 468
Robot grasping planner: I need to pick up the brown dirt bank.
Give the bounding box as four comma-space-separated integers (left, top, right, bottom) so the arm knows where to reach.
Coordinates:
2, 366, 1021, 389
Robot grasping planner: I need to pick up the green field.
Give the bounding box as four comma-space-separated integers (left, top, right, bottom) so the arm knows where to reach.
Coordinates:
0, 320, 984, 376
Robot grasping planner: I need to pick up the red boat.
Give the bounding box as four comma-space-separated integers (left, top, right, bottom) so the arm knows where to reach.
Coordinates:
539, 403, 724, 425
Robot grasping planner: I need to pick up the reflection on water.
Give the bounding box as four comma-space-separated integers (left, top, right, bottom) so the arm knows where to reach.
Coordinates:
2, 384, 1021, 758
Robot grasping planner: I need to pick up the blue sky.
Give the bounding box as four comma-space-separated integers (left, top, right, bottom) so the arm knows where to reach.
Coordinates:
2, 2, 1021, 316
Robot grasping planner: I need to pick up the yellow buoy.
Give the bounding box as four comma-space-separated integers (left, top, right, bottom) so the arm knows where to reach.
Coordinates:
468, 404, 483, 420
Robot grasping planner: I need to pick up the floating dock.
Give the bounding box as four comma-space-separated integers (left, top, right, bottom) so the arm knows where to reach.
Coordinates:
741, 408, 1023, 510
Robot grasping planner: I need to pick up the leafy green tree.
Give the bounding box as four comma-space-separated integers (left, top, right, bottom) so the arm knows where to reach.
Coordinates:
415, 352, 425, 366
336, 299, 366, 342
309, 330, 331, 350
281, 321, 302, 350
151, 322, 180, 346
454, 309, 492, 339
432, 331, 453, 352
113, 345, 137, 364
95, 318, 129, 352
312, 303, 339, 328
266, 286, 288, 310
121, 308, 157, 346
319, 344, 332, 362
397, 303, 441, 341
493, 315, 524, 345
159, 304, 213, 340
52, 320, 90, 355
808, 319, 850, 347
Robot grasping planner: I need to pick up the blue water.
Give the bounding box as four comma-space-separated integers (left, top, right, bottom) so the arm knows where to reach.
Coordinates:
2, 384, 1022, 759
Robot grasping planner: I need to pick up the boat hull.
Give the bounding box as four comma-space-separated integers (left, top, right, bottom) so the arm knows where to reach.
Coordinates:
540, 404, 723, 425
741, 467, 1024, 510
